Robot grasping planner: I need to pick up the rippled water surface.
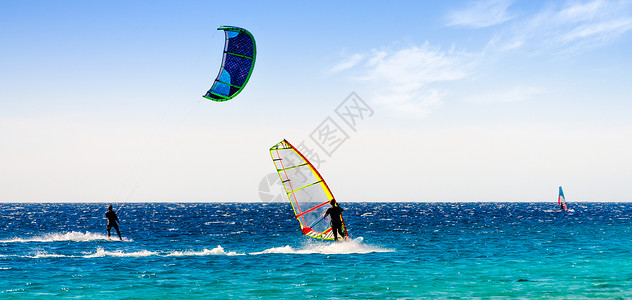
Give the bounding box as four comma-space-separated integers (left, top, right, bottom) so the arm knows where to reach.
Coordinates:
1, 202, 632, 298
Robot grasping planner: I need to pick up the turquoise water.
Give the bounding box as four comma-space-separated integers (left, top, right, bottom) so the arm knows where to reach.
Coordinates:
1, 202, 632, 298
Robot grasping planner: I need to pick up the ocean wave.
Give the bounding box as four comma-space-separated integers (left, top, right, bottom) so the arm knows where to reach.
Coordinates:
4, 246, 245, 259
27, 252, 72, 259
2, 241, 391, 259
83, 247, 156, 258
250, 239, 394, 255
0, 231, 133, 243
166, 245, 244, 256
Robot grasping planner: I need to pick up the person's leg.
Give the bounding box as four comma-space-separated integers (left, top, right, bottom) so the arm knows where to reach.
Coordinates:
107, 224, 112, 238
113, 224, 122, 240
337, 227, 344, 239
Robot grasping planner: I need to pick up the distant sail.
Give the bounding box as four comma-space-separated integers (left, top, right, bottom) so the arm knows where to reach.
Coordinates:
269, 140, 349, 240
204, 26, 256, 102
558, 186, 568, 211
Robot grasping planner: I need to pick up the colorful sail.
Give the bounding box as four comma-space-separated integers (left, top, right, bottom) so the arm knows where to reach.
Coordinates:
204, 26, 256, 102
269, 140, 349, 240
558, 186, 568, 211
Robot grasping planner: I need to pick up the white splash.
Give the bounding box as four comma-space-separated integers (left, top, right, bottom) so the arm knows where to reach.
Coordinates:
250, 245, 296, 255
0, 231, 133, 243
83, 247, 156, 258
27, 252, 71, 259
8, 246, 246, 259
166, 245, 244, 256
250, 239, 394, 255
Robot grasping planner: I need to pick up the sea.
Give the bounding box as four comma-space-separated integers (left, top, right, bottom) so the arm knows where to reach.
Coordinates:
1, 202, 631, 299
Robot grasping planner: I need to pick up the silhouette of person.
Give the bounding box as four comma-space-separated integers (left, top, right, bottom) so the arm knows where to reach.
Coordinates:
323, 199, 345, 241
106, 205, 122, 240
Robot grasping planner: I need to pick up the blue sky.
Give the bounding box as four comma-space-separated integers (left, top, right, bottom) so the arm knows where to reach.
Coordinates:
1, 0, 631, 203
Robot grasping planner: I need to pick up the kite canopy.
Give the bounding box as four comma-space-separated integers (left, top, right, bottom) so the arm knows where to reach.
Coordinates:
269, 140, 349, 240
204, 26, 256, 102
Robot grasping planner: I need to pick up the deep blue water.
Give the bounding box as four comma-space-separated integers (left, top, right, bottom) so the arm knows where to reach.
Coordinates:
1, 202, 632, 298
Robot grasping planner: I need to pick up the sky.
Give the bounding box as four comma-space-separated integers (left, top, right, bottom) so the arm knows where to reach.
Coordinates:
1, 0, 631, 203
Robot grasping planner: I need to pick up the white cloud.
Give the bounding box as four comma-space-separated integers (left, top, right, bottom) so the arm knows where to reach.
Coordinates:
488, 0, 632, 54
561, 18, 632, 43
361, 47, 469, 86
329, 53, 364, 72
334, 44, 477, 117
557, 0, 609, 22
333, 1, 632, 118
446, 0, 515, 28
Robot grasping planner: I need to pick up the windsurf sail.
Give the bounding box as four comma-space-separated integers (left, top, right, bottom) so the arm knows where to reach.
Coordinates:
269, 140, 349, 240
558, 186, 568, 210
204, 26, 256, 102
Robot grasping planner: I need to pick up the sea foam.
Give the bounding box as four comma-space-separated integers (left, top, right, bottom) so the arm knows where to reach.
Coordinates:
0, 231, 132, 243
28, 252, 71, 259
166, 245, 244, 256
83, 247, 156, 258
250, 239, 394, 255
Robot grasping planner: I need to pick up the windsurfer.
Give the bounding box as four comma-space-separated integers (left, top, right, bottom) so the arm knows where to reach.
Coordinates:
323, 199, 345, 241
106, 205, 122, 240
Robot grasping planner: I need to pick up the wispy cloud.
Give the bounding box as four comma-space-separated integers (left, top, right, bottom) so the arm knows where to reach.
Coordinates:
333, 44, 478, 117
446, 0, 515, 28
561, 18, 632, 44
332, 0, 631, 118
487, 0, 632, 54
557, 0, 612, 22
330, 53, 364, 72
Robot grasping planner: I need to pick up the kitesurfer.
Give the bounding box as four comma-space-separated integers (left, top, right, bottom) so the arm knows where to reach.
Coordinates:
105, 205, 122, 240
323, 199, 345, 241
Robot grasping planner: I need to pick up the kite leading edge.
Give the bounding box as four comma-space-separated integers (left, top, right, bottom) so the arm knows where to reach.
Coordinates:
204, 26, 256, 102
